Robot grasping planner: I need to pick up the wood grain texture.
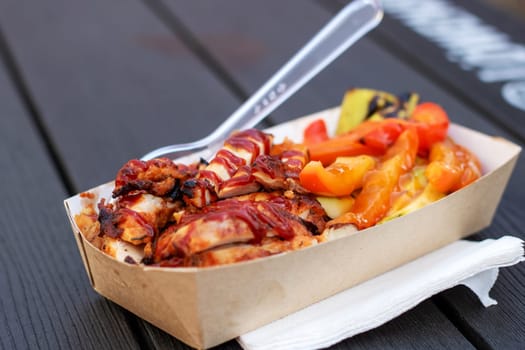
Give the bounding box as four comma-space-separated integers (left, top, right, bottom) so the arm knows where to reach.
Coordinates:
0, 0, 241, 191
137, 300, 475, 350
320, 1, 525, 348
1, 0, 523, 349
332, 300, 475, 349
159, 0, 507, 136
434, 200, 525, 349
0, 1, 251, 349
354, 0, 525, 142
153, 0, 525, 348
136, 320, 241, 350
0, 59, 141, 349
145, 0, 496, 348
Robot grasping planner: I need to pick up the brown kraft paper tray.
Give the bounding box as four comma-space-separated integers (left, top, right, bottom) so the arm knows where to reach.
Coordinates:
64, 107, 521, 349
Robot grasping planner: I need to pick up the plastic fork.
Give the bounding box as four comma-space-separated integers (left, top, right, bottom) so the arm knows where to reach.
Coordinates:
141, 0, 383, 161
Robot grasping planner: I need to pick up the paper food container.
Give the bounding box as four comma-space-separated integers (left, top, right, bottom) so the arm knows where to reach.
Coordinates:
64, 107, 521, 349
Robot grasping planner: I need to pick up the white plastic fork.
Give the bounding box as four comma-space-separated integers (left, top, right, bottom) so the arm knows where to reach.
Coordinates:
141, 0, 383, 161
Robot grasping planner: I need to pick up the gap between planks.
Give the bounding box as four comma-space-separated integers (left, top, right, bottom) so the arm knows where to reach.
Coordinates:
0, 26, 77, 196
316, 1, 513, 349
0, 22, 174, 350
0, 1, 495, 348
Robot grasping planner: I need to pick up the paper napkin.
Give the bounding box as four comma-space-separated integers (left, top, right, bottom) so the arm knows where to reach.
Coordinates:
238, 236, 524, 350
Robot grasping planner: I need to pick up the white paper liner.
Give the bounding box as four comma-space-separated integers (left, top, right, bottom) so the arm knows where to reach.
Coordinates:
238, 236, 524, 350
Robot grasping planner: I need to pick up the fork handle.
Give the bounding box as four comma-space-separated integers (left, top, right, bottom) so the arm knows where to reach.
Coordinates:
202, 0, 383, 148
142, 0, 383, 160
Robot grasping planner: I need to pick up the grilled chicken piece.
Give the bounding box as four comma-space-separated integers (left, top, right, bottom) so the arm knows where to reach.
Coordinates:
155, 216, 255, 259
187, 244, 272, 267
74, 205, 102, 247
234, 191, 328, 234
250, 141, 309, 192
271, 140, 309, 179
152, 244, 272, 267
153, 197, 316, 262
94, 131, 325, 267
182, 129, 273, 207
183, 135, 309, 206
180, 177, 218, 209
252, 155, 287, 190
98, 193, 178, 245
218, 165, 260, 198
177, 233, 319, 267
219, 145, 308, 198
225, 129, 273, 163
259, 235, 318, 254
101, 236, 144, 263
113, 158, 197, 198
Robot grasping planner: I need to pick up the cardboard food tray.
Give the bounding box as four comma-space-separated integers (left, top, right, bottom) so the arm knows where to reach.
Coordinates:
64, 107, 521, 349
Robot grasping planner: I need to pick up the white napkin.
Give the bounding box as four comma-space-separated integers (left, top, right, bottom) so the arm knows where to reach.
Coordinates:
238, 236, 524, 350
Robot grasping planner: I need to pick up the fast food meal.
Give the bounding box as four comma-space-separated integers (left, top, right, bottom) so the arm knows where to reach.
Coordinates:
75, 88, 482, 267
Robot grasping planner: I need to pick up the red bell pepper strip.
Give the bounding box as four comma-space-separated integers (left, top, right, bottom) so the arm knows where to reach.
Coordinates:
308, 119, 405, 165
359, 119, 405, 152
308, 102, 448, 165
303, 119, 329, 145
384, 124, 419, 171
409, 102, 449, 155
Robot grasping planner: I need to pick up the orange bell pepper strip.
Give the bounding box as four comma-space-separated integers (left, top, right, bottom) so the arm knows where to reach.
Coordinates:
409, 102, 450, 155
454, 144, 482, 190
424, 140, 461, 193
328, 128, 419, 229
299, 155, 376, 197
359, 119, 405, 152
425, 138, 482, 193
303, 119, 329, 145
308, 140, 382, 166
384, 124, 419, 171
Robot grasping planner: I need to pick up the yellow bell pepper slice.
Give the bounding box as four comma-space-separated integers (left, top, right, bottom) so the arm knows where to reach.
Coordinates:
299, 155, 376, 197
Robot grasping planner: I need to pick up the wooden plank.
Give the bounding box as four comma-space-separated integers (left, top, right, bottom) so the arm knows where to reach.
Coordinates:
1, 0, 521, 348
151, 0, 525, 348
0, 0, 242, 191
361, 0, 525, 141
146, 0, 514, 348
0, 1, 245, 349
137, 300, 475, 350
437, 268, 525, 349
137, 322, 241, 349
333, 300, 474, 349
433, 200, 525, 349
0, 56, 141, 349
319, 1, 525, 348
157, 0, 516, 138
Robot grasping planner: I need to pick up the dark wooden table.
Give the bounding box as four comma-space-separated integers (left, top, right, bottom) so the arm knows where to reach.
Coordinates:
1, 1, 524, 349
